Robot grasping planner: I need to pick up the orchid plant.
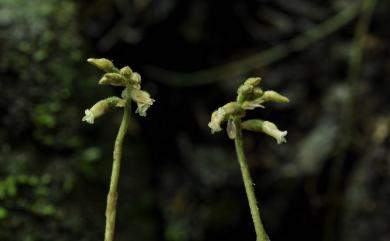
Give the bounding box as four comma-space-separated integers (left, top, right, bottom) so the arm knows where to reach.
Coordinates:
82, 58, 154, 241
208, 77, 289, 241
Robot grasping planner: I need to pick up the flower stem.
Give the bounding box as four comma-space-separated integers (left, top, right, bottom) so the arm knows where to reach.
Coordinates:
234, 119, 269, 241
104, 101, 131, 241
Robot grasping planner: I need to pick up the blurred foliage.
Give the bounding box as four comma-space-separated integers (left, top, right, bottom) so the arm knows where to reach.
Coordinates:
0, 175, 56, 240
0, 0, 82, 147
0, 0, 390, 241
0, 0, 107, 240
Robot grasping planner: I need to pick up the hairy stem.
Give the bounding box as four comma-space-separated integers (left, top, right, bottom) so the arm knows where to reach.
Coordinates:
104, 101, 131, 241
234, 119, 268, 241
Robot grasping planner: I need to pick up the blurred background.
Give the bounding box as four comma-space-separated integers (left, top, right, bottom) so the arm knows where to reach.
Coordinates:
0, 0, 389, 240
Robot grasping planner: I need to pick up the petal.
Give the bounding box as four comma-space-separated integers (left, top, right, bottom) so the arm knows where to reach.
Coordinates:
82, 109, 95, 124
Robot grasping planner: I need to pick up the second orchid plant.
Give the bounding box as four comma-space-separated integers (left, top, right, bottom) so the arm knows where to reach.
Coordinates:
208, 77, 289, 241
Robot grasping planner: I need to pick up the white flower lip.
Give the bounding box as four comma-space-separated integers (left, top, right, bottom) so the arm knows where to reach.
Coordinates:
208, 107, 226, 133
262, 121, 287, 144
135, 100, 154, 117
241, 98, 265, 110
82, 109, 95, 124
130, 89, 155, 117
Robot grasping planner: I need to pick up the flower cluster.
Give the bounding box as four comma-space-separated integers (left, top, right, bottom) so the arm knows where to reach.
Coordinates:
208, 77, 289, 143
82, 58, 155, 124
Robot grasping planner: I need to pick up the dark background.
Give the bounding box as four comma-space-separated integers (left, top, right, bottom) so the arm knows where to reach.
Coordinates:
0, 0, 389, 241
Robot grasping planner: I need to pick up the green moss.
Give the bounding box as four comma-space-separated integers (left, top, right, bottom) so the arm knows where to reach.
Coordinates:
0, 207, 8, 220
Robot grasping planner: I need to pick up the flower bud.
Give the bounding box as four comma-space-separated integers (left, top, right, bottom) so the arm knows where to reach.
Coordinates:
87, 58, 114, 72
82, 97, 123, 124
226, 119, 237, 139
208, 107, 226, 133
130, 89, 155, 117
252, 88, 264, 98
120, 66, 133, 79
262, 121, 287, 143
130, 72, 141, 84
261, 90, 289, 103
208, 102, 244, 133
82, 100, 109, 124
99, 73, 127, 86
222, 102, 245, 116
244, 77, 262, 87
241, 119, 287, 144
237, 77, 263, 102
237, 84, 254, 97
